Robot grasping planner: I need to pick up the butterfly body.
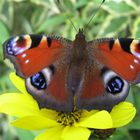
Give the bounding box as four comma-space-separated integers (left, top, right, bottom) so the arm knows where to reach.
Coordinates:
3, 29, 140, 112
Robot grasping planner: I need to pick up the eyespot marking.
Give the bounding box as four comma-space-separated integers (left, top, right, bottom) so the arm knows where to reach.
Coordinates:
26, 66, 53, 95
5, 35, 31, 55
102, 69, 129, 95
130, 40, 140, 58
17, 36, 26, 47
106, 76, 124, 94
31, 72, 47, 90
5, 38, 15, 55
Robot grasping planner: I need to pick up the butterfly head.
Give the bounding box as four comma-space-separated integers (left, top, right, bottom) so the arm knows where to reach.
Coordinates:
71, 28, 88, 61
75, 29, 85, 40
73, 28, 87, 48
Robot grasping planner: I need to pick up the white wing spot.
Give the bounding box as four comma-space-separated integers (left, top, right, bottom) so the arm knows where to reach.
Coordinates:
134, 59, 139, 64
22, 53, 26, 58
130, 65, 134, 70
25, 59, 29, 64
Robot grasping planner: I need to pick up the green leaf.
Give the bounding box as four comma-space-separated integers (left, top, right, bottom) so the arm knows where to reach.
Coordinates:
127, 119, 140, 130
0, 21, 10, 60
133, 0, 140, 5
110, 129, 129, 140
104, 16, 127, 35
103, 1, 135, 15
98, 16, 128, 37
62, 0, 75, 13
0, 0, 5, 13
16, 128, 36, 140
1, 1, 14, 29
36, 13, 67, 33
31, 7, 47, 30
131, 86, 140, 111
0, 21, 10, 44
2, 124, 17, 140
132, 17, 140, 38
75, 0, 89, 8
126, 89, 135, 104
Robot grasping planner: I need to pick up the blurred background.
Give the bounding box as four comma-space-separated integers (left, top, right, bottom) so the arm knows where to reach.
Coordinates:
0, 0, 140, 139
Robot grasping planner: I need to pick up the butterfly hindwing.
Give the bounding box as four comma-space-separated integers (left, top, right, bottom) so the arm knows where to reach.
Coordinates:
26, 64, 74, 112
76, 66, 129, 111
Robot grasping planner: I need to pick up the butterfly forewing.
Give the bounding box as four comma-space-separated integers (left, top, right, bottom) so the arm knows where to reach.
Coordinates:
3, 34, 72, 78
92, 38, 140, 83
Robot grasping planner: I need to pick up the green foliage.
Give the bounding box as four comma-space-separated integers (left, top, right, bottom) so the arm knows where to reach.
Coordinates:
0, 0, 140, 140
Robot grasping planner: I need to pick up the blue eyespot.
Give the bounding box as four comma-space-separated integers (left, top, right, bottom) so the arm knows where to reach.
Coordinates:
31, 72, 47, 90
106, 76, 124, 94
5, 38, 15, 55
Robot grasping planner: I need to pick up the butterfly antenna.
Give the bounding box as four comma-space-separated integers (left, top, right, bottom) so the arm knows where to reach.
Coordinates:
85, 0, 105, 29
68, 17, 78, 32
56, 0, 78, 32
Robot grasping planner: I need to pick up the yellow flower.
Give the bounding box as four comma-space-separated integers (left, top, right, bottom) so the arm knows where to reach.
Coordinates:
0, 73, 136, 140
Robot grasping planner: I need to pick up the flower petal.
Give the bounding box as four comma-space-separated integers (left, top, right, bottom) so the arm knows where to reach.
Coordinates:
110, 102, 136, 128
12, 116, 58, 130
76, 110, 113, 129
61, 126, 91, 140
35, 126, 63, 140
39, 108, 58, 120
80, 110, 98, 118
0, 93, 39, 117
9, 72, 28, 94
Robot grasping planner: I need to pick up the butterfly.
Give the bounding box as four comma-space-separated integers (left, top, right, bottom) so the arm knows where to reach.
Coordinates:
3, 28, 140, 112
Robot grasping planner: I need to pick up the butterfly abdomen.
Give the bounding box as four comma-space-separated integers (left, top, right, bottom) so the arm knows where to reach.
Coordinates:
67, 62, 85, 94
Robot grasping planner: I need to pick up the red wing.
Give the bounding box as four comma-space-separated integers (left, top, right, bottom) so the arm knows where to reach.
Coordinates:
76, 67, 129, 111
16, 48, 62, 77
26, 65, 74, 112
3, 34, 72, 78
92, 38, 140, 83
4, 34, 73, 112
76, 38, 140, 111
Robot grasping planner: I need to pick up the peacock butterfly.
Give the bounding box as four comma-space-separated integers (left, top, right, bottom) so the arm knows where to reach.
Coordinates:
3, 29, 140, 112
3, 0, 140, 112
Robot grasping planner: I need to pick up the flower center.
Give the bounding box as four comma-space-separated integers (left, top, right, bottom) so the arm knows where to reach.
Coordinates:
57, 110, 81, 126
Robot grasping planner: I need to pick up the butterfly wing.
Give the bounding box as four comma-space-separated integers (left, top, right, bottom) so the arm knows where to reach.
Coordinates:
3, 35, 74, 112
4, 34, 140, 111
76, 38, 140, 111
94, 38, 140, 83
3, 35, 71, 78
26, 63, 74, 112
